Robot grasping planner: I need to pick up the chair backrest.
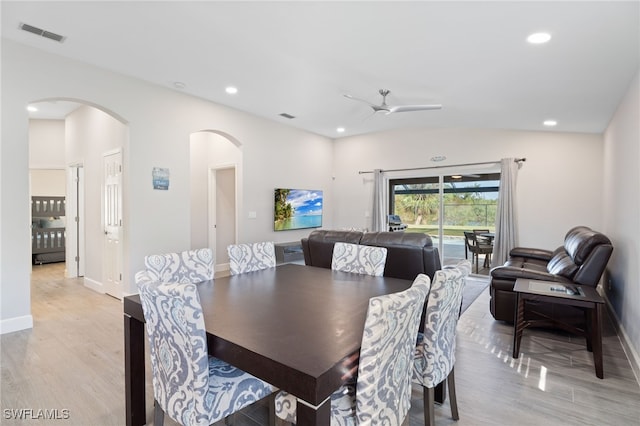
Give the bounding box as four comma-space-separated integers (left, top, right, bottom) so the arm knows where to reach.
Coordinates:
227, 242, 276, 275
463, 231, 478, 248
414, 260, 471, 388
331, 242, 388, 276
355, 273, 431, 424
144, 248, 214, 284
138, 281, 210, 426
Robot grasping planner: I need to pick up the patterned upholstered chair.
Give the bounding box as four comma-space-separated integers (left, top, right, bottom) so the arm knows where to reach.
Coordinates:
227, 241, 276, 275
140, 248, 214, 284
274, 273, 431, 425
137, 281, 277, 426
413, 260, 471, 426
331, 242, 388, 277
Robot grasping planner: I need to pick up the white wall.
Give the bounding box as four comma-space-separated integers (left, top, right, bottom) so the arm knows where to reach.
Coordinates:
29, 119, 65, 168
332, 127, 604, 250
30, 170, 65, 197
1, 40, 334, 332
603, 71, 640, 371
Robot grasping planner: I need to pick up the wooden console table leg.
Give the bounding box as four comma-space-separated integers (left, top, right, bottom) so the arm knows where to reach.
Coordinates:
591, 304, 604, 379
125, 313, 146, 426
512, 294, 525, 358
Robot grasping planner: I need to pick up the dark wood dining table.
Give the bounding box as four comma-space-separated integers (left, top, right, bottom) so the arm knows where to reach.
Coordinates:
123, 263, 414, 426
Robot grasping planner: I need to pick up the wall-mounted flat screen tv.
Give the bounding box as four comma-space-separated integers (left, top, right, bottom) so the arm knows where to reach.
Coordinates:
274, 188, 323, 231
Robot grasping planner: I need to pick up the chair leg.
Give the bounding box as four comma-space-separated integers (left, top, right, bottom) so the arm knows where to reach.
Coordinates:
423, 385, 436, 426
153, 399, 164, 426
447, 368, 459, 421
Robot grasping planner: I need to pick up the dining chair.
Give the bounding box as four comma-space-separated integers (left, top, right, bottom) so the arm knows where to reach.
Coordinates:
463, 231, 493, 273
274, 273, 431, 425
473, 229, 492, 244
227, 241, 277, 275
413, 260, 471, 426
137, 280, 277, 426
331, 242, 388, 276
141, 248, 214, 283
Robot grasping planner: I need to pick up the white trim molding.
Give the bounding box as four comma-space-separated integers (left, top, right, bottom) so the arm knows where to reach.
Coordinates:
0, 315, 34, 335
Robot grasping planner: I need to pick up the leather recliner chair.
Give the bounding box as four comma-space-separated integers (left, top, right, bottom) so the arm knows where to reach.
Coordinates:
301, 229, 441, 280
489, 226, 613, 323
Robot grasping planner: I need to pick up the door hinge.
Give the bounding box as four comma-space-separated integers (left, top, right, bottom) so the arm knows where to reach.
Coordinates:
75, 256, 79, 262
120, 273, 123, 281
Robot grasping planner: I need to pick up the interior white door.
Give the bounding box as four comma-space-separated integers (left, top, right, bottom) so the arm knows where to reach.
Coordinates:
103, 150, 123, 299
65, 164, 85, 278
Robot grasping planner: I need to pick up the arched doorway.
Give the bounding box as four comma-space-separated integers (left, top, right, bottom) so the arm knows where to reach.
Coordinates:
28, 98, 128, 298
189, 130, 242, 274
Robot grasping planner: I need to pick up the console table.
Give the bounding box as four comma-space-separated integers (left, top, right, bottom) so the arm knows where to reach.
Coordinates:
274, 241, 304, 263
512, 278, 605, 378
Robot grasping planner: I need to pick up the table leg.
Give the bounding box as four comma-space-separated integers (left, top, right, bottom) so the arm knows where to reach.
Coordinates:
296, 397, 331, 425
125, 313, 146, 426
512, 294, 525, 358
591, 304, 604, 379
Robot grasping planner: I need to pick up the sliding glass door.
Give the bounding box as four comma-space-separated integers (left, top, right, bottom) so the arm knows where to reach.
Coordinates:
389, 172, 500, 272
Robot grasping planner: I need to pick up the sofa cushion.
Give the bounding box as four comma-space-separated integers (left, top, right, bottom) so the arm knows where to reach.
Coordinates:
546, 248, 578, 278
564, 226, 613, 265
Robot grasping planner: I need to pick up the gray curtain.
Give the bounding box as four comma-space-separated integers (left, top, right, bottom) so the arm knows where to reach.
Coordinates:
491, 158, 520, 267
372, 169, 386, 232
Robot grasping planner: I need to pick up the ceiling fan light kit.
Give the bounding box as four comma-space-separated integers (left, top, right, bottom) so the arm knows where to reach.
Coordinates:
344, 89, 442, 115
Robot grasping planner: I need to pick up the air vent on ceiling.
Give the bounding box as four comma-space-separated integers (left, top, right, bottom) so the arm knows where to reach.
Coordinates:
19, 23, 66, 43
279, 113, 296, 119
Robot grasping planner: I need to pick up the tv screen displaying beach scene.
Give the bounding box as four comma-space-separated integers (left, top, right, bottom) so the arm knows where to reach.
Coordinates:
274, 188, 323, 231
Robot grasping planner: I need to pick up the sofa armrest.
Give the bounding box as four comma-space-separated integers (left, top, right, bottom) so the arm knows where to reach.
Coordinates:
509, 247, 554, 262
490, 265, 570, 283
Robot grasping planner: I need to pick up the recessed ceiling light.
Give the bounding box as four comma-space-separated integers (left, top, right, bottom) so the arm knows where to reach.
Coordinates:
336, 127, 345, 133
27, 106, 38, 112
431, 155, 446, 162
225, 86, 238, 95
543, 120, 558, 127
173, 81, 186, 89
527, 32, 551, 44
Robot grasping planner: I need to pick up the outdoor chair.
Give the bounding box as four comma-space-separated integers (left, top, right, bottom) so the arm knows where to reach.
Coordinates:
331, 242, 388, 276
274, 273, 430, 425
137, 281, 277, 426
227, 241, 276, 275
413, 260, 471, 426
463, 231, 493, 273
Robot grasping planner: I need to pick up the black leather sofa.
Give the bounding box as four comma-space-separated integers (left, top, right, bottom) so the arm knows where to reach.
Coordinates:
301, 229, 441, 280
489, 226, 613, 323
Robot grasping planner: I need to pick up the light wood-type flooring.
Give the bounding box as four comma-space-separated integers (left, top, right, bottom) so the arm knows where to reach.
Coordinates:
1, 263, 639, 425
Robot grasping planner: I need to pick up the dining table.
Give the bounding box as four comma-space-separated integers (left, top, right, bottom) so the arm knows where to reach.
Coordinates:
123, 263, 415, 426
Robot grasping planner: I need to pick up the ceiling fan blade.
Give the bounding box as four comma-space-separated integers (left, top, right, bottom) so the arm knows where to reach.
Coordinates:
343, 94, 377, 107
345, 94, 391, 113
387, 104, 443, 114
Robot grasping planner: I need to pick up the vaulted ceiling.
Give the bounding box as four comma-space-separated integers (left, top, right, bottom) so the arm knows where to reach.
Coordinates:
3, 1, 639, 138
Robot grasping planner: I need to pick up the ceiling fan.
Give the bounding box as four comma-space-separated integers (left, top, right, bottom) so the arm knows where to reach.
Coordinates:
344, 89, 442, 114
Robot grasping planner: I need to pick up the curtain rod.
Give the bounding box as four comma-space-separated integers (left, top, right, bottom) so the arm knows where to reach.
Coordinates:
358, 158, 526, 174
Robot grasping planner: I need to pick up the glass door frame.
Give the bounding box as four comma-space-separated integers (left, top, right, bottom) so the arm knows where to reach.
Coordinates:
386, 164, 501, 267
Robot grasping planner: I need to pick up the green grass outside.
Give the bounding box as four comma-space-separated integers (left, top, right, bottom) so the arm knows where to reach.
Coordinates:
404, 224, 493, 237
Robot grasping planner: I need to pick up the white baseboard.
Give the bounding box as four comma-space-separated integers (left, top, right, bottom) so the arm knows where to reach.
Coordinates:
604, 297, 640, 385
83, 277, 105, 294
216, 263, 230, 273
0, 315, 34, 334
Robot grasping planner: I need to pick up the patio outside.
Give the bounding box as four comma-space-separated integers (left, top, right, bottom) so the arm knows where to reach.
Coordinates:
391, 174, 499, 276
